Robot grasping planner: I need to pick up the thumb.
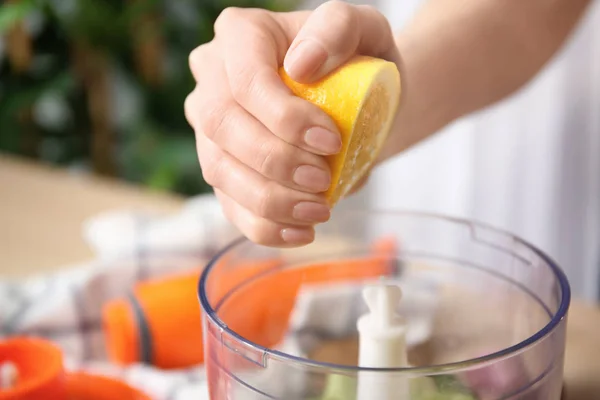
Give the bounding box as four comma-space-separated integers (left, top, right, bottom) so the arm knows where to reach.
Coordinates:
283, 1, 397, 83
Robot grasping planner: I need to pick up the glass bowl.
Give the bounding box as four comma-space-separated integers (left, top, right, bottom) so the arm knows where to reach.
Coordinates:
198, 210, 570, 400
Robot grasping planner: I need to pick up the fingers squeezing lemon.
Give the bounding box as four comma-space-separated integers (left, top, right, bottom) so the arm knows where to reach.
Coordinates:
280, 56, 401, 206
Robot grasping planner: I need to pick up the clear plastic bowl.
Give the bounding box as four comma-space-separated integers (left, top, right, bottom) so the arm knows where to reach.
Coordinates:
198, 210, 570, 400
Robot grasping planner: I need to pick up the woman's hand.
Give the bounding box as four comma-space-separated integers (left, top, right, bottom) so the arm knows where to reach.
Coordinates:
185, 0, 401, 247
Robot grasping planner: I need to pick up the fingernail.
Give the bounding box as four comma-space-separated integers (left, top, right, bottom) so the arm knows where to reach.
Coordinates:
281, 227, 314, 244
304, 127, 342, 155
284, 40, 328, 80
293, 165, 330, 192
293, 202, 331, 223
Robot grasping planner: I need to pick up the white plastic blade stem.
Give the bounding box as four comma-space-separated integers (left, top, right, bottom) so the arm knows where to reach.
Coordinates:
356, 284, 410, 400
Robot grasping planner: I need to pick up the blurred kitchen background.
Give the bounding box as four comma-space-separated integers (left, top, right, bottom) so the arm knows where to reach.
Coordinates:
0, 0, 298, 196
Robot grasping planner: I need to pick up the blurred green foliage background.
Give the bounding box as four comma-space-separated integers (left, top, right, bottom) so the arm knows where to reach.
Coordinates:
0, 0, 297, 195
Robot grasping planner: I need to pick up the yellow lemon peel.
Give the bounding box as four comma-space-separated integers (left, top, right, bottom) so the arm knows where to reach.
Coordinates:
280, 55, 401, 205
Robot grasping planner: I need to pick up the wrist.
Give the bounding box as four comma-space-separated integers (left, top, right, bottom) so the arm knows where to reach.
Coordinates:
380, 36, 456, 165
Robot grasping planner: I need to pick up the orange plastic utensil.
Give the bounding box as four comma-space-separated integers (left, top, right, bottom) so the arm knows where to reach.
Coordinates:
103, 259, 283, 369
0, 337, 156, 400
66, 372, 151, 400
0, 337, 66, 400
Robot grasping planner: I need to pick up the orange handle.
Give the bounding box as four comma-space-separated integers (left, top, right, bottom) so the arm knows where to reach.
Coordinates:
102, 259, 283, 370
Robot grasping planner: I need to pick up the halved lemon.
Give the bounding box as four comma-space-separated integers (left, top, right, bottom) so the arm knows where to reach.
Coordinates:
280, 55, 401, 206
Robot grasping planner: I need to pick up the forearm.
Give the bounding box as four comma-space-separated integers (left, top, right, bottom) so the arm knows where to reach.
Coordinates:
383, 0, 591, 158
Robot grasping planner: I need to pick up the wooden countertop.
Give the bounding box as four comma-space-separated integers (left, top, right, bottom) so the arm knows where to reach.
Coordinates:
0, 154, 182, 277
1, 154, 599, 399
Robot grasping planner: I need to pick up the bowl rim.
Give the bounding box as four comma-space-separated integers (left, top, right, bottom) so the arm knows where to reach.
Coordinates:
198, 209, 571, 373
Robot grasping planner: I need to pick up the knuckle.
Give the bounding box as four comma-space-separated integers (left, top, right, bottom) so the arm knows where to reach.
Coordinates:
256, 140, 278, 177
216, 7, 270, 40
214, 7, 244, 33
215, 198, 236, 220
367, 6, 393, 33
228, 79, 249, 103
357, 5, 394, 51
198, 101, 230, 143
201, 152, 225, 187
270, 104, 298, 138
200, 165, 213, 187
244, 7, 269, 22
254, 182, 276, 219
219, 204, 236, 227
229, 67, 266, 104
183, 92, 196, 128
325, 0, 355, 26
246, 219, 276, 246
199, 162, 214, 187
188, 44, 210, 75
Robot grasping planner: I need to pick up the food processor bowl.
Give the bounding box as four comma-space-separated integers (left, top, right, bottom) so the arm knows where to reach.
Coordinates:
198, 210, 570, 400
